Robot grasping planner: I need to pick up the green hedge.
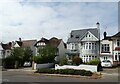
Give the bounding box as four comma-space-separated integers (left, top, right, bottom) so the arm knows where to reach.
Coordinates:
36, 68, 93, 76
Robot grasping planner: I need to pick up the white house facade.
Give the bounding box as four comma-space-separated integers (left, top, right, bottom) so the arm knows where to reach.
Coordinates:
66, 23, 100, 62
100, 32, 120, 65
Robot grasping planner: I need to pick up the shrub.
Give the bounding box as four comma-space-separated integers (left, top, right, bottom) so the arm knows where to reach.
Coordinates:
36, 68, 93, 76
67, 69, 75, 75
72, 56, 83, 65
86, 58, 101, 65
3, 56, 15, 69
59, 57, 68, 66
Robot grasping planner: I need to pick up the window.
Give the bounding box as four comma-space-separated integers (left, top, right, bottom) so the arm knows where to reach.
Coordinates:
75, 35, 79, 38
89, 35, 90, 37
89, 43, 91, 49
92, 43, 94, 50
86, 43, 88, 49
83, 43, 85, 49
89, 55, 91, 61
95, 43, 96, 50
75, 44, 78, 49
117, 39, 120, 46
104, 56, 107, 60
115, 54, 117, 60
72, 44, 74, 49
101, 44, 110, 52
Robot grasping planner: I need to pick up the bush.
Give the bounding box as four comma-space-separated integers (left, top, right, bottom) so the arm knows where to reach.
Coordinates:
36, 68, 93, 76
86, 58, 101, 65
59, 57, 68, 66
72, 56, 83, 65
2, 56, 15, 69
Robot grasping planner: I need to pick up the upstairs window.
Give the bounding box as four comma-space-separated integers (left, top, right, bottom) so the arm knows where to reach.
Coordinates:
101, 44, 110, 52
117, 39, 120, 46
75, 35, 79, 38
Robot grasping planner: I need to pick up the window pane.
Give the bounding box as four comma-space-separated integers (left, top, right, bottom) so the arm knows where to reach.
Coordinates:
115, 55, 117, 60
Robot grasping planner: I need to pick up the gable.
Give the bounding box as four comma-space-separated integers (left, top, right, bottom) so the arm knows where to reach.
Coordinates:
81, 31, 99, 41
14, 42, 20, 48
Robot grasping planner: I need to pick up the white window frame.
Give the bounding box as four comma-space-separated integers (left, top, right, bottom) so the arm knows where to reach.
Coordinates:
101, 44, 110, 52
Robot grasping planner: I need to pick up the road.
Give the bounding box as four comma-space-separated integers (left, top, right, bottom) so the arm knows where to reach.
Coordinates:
1, 67, 119, 83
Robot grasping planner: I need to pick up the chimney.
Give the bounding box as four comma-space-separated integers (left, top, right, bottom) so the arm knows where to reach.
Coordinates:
19, 38, 22, 41
96, 22, 100, 29
103, 32, 107, 39
9, 42, 12, 46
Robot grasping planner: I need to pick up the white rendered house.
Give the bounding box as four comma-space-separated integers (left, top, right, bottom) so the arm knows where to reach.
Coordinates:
66, 23, 100, 62
100, 32, 120, 65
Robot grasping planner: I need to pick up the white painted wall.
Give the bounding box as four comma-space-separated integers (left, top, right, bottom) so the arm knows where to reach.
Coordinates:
57, 40, 67, 62
100, 39, 113, 64
100, 55, 113, 64
55, 64, 97, 72
100, 40, 113, 54
81, 31, 99, 42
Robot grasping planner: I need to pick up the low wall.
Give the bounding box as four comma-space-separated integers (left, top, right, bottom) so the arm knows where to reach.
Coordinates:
35, 63, 54, 70
55, 64, 97, 72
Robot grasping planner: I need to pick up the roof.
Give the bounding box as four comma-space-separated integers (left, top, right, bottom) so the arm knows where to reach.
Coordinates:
67, 28, 99, 43
17, 40, 37, 48
34, 37, 66, 48
49, 37, 62, 48
103, 36, 112, 40
112, 32, 120, 38
34, 38, 49, 46
102, 32, 120, 40
1, 42, 12, 50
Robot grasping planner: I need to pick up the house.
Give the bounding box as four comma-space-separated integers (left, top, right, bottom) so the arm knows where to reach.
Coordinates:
100, 32, 120, 65
13, 38, 37, 56
0, 43, 3, 59
34, 37, 67, 62
100, 32, 113, 65
1, 42, 12, 58
66, 22, 100, 62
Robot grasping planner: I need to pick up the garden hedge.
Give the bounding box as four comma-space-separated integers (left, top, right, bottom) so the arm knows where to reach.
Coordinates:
36, 68, 93, 76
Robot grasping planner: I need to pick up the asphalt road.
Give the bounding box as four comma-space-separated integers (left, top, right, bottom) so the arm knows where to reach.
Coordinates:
1, 67, 119, 83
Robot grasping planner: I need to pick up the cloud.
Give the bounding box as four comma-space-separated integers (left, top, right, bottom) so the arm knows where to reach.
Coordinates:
0, 0, 118, 43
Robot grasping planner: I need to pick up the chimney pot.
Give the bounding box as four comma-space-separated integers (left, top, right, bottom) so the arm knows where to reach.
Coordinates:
19, 38, 21, 41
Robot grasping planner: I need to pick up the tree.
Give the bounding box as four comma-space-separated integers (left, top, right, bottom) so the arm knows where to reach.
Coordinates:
37, 44, 57, 63
72, 56, 83, 65
10, 47, 24, 68
23, 47, 33, 62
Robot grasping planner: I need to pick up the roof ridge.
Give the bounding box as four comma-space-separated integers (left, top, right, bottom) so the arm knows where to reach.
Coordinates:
71, 28, 97, 32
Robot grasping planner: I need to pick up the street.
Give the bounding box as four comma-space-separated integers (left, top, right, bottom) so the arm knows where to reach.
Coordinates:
1, 67, 119, 83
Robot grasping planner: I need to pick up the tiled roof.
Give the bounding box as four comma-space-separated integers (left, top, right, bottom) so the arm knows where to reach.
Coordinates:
49, 37, 62, 48
34, 38, 49, 46
67, 28, 99, 43
35, 37, 66, 48
1, 42, 12, 50
112, 32, 120, 38
17, 40, 37, 48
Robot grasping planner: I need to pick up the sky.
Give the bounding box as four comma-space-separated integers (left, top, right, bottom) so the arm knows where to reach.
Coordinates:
0, 0, 119, 43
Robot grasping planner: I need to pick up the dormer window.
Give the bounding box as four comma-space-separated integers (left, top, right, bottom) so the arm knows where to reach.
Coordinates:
71, 34, 73, 38
75, 35, 79, 38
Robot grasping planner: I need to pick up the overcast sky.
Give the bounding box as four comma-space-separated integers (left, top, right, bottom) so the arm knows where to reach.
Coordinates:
0, 0, 119, 43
